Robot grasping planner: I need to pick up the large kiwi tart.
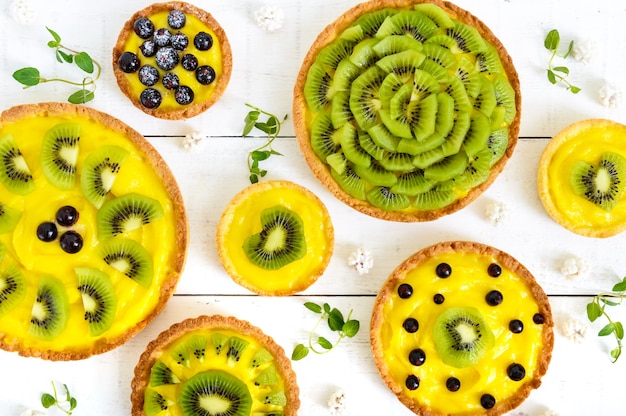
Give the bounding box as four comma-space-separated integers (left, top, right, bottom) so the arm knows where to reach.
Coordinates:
112, 2, 232, 119
0, 102, 188, 360
131, 314, 300, 416
216, 180, 334, 295
293, 0, 520, 221
538, 119, 626, 238
370, 241, 553, 415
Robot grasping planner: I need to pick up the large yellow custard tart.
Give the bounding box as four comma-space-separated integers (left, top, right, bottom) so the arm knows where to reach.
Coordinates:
538, 119, 626, 238
112, 2, 232, 119
216, 180, 334, 296
370, 241, 553, 415
131, 315, 300, 416
0, 103, 187, 360
293, 0, 520, 221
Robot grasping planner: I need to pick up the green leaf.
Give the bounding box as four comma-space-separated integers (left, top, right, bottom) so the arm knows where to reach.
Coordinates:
70, 397, 78, 410
68, 89, 94, 104
569, 86, 581, 94
12, 67, 41, 86
587, 302, 602, 322
599, 323, 616, 337
317, 336, 333, 350
544, 29, 560, 50
304, 302, 322, 314
249, 173, 259, 184
612, 278, 626, 292
243, 111, 260, 136
328, 308, 345, 331
251, 150, 271, 161
270, 150, 283, 156
323, 303, 331, 314
601, 298, 620, 307
552, 66, 569, 75
254, 122, 273, 135
57, 49, 73, 64
342, 319, 360, 338
563, 40, 574, 59
46, 26, 61, 43
41, 393, 56, 408
291, 344, 309, 361
75, 51, 94, 73
611, 346, 622, 361
63, 383, 71, 401
546, 70, 557, 84
616, 322, 624, 340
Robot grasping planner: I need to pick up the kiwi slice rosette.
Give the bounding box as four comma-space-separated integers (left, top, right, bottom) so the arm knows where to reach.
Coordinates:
371, 241, 553, 416
131, 315, 300, 416
0, 103, 187, 360
293, 0, 520, 221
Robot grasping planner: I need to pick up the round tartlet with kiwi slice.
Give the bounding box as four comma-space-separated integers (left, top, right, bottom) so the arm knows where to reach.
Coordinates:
293, 0, 520, 221
130, 314, 300, 416
112, 1, 232, 119
538, 118, 626, 238
370, 241, 553, 416
216, 180, 334, 296
0, 102, 188, 360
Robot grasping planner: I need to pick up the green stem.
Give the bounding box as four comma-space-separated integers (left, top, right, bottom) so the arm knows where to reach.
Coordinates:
596, 294, 624, 362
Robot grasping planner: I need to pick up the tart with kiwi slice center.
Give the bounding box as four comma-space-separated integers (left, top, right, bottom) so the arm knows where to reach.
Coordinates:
537, 118, 626, 238
112, 1, 232, 119
0, 102, 187, 360
131, 314, 300, 416
216, 180, 334, 296
370, 241, 553, 416
293, 0, 520, 221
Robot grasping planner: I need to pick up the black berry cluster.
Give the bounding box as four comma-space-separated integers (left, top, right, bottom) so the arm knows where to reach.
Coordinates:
36, 206, 83, 254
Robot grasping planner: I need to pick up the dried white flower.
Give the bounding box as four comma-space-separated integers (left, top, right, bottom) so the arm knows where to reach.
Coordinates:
182, 131, 204, 151
571, 39, 594, 64
254, 6, 285, 32
19, 410, 45, 416
328, 389, 347, 416
599, 83, 622, 109
540, 410, 559, 416
560, 257, 589, 280
484, 201, 509, 226
560, 318, 588, 343
9, 0, 36, 24
348, 248, 373, 275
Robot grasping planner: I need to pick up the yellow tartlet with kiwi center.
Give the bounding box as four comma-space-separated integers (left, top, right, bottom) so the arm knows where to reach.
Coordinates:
371, 241, 553, 416
130, 315, 300, 416
216, 180, 334, 296
538, 118, 626, 238
0, 103, 187, 360
112, 1, 232, 119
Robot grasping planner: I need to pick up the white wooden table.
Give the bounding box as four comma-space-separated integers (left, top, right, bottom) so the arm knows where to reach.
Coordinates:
2, 0, 626, 414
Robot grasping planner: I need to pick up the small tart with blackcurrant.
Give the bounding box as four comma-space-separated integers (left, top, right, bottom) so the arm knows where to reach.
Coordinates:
538, 118, 626, 238
0, 102, 188, 360
370, 241, 553, 416
112, 1, 232, 119
216, 180, 334, 296
130, 315, 300, 416
293, 0, 520, 221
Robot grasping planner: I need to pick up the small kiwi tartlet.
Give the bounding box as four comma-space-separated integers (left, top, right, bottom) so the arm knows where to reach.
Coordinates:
216, 180, 334, 296
0, 102, 187, 360
293, 0, 521, 221
130, 314, 300, 416
370, 241, 553, 415
538, 119, 626, 238
112, 1, 232, 119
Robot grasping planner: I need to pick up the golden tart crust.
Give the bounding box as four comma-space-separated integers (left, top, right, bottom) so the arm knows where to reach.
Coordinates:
130, 314, 300, 416
370, 241, 553, 416
293, 0, 521, 222
537, 118, 626, 238
216, 180, 334, 296
0, 102, 188, 360
112, 1, 232, 119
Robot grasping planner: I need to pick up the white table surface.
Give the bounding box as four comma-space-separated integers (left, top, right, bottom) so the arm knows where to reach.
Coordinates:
2, 0, 626, 415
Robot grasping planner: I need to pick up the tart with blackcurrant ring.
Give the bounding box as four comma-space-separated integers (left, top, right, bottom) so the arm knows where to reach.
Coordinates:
112, 1, 232, 119
0, 102, 187, 360
370, 241, 553, 416
293, 0, 520, 221
216, 180, 334, 296
130, 315, 300, 416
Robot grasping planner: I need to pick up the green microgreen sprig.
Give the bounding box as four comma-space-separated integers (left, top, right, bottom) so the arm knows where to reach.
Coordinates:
242, 104, 287, 184
291, 302, 360, 361
12, 27, 101, 104
544, 29, 581, 94
586, 276, 626, 362
40, 381, 78, 415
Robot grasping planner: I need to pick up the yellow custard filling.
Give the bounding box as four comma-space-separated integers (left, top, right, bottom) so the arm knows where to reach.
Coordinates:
378, 251, 545, 414
0, 113, 177, 353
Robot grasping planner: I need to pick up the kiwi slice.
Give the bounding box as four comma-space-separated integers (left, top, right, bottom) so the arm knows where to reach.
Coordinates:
486, 127, 509, 167
144, 389, 174, 416
376, 50, 425, 82
81, 145, 130, 209
310, 112, 341, 160
243, 205, 306, 270
29, 275, 70, 341
340, 123, 371, 168
446, 21, 487, 53
367, 123, 400, 151
462, 112, 492, 157
390, 169, 435, 196
475, 43, 506, 75
358, 132, 386, 161
100, 238, 154, 287
412, 146, 446, 169
354, 159, 398, 187
251, 347, 274, 368
413, 187, 458, 210
441, 111, 471, 157
451, 148, 492, 191
254, 364, 280, 386
350, 66, 386, 130
472, 75, 498, 117
326, 152, 347, 175
433, 306, 495, 368
96, 193, 164, 239
333, 59, 362, 92
424, 151, 469, 182
434, 92, 455, 137
379, 152, 414, 172
304, 61, 335, 111
150, 360, 181, 386
413, 4, 454, 29
454, 56, 482, 98
570, 152, 626, 211
188, 334, 208, 362
40, 123, 80, 190
349, 38, 380, 68
0, 263, 26, 318
352, 8, 397, 37
372, 34, 424, 58
493, 74, 517, 124
212, 332, 230, 356
227, 336, 250, 365
375, 10, 439, 42
340, 25, 365, 43
331, 164, 367, 200
178, 370, 252, 416
317, 39, 355, 70
263, 391, 287, 406
0, 135, 35, 195
76, 267, 117, 337
330, 91, 354, 129
0, 203, 22, 234
366, 186, 410, 211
